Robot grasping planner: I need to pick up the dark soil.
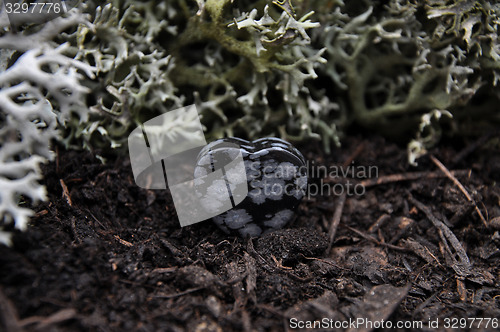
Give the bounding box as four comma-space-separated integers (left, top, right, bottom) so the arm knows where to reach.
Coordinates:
1, 134, 499, 331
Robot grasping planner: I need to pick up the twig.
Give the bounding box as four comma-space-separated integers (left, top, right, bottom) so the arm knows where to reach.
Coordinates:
430, 155, 488, 227
325, 192, 347, 255
358, 170, 469, 188
457, 279, 467, 302
368, 214, 391, 233
0, 287, 22, 332
342, 142, 365, 168
343, 225, 407, 251
19, 309, 76, 330
114, 235, 133, 247
70, 217, 81, 244
154, 287, 203, 299
452, 131, 498, 166
408, 195, 471, 277
424, 246, 443, 268
271, 255, 292, 270
300, 255, 342, 269
59, 179, 72, 206
151, 267, 178, 274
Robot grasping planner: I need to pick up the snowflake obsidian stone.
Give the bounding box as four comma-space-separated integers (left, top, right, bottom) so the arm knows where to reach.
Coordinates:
194, 137, 307, 237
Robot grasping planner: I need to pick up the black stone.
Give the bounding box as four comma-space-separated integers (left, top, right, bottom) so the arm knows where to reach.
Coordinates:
194, 137, 307, 237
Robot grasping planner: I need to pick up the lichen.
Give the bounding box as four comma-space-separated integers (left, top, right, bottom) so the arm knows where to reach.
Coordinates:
0, 7, 95, 244
65, 0, 331, 151
311, 0, 499, 150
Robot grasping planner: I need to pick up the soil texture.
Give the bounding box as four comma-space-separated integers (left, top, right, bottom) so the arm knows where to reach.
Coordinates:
1, 134, 499, 331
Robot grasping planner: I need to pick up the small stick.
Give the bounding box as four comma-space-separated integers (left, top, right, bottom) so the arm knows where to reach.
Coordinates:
0, 287, 21, 332
154, 287, 203, 299
325, 192, 347, 255
368, 214, 391, 233
342, 142, 365, 168
151, 267, 177, 274
271, 255, 292, 270
452, 131, 498, 166
358, 170, 469, 188
300, 254, 342, 269
59, 179, 72, 207
19, 309, 76, 330
430, 155, 488, 227
343, 225, 407, 251
113, 235, 133, 247
457, 278, 467, 302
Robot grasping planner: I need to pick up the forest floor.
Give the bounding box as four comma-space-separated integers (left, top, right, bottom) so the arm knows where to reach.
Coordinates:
1, 133, 499, 331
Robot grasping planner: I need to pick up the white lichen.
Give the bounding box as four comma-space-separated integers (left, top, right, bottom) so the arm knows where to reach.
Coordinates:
0, 8, 95, 245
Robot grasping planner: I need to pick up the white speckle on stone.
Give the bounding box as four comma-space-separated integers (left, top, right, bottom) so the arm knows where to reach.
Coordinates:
238, 223, 262, 237
213, 215, 224, 225
212, 216, 230, 233
244, 160, 260, 169
194, 166, 208, 178
295, 175, 307, 189
249, 188, 266, 204
262, 160, 278, 174
197, 177, 230, 212
207, 179, 229, 201
198, 154, 212, 167
289, 175, 307, 199
265, 214, 272, 218
290, 187, 305, 200
219, 209, 253, 229
249, 179, 262, 189
225, 165, 247, 185
199, 195, 225, 214
244, 160, 261, 179
261, 177, 285, 201
275, 162, 298, 180
193, 176, 205, 188
264, 209, 294, 229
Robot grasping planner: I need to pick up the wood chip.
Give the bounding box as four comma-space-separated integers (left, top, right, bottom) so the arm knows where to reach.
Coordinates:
401, 238, 442, 266
409, 195, 471, 277
326, 192, 347, 255
347, 284, 410, 332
